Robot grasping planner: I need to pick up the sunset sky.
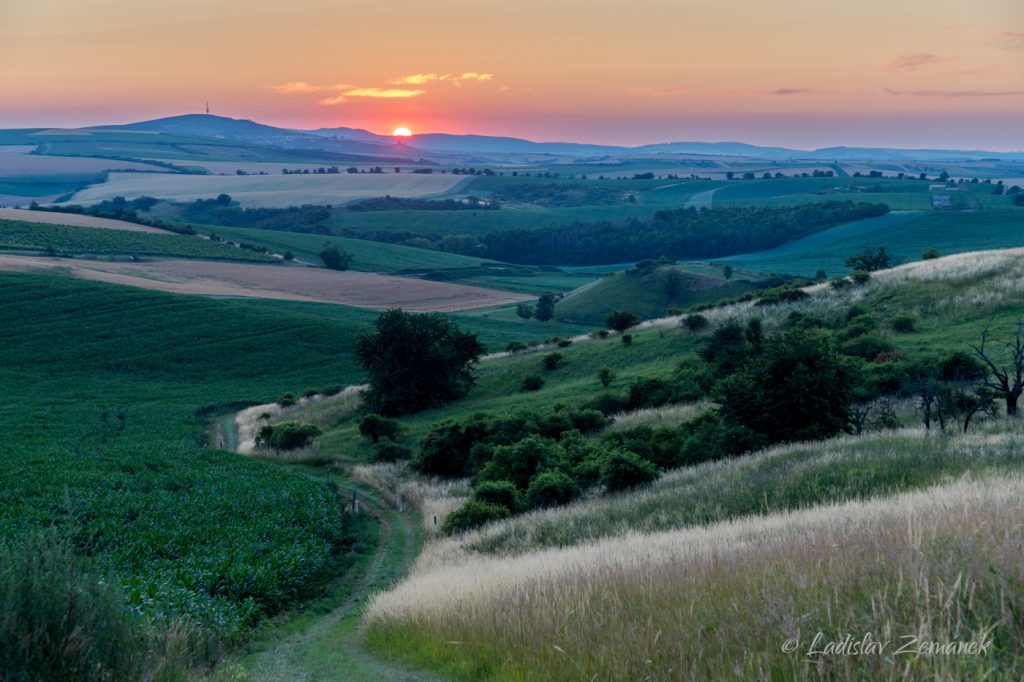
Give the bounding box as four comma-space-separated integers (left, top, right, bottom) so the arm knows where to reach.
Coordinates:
1, 0, 1021, 149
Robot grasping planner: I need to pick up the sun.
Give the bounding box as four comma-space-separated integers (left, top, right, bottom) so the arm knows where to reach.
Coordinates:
392, 127, 412, 137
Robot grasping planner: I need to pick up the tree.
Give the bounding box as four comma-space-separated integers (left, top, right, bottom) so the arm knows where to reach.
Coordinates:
845, 247, 891, 272
971, 322, 1024, 417
605, 311, 639, 332
716, 330, 860, 444
922, 248, 941, 260
515, 303, 534, 323
356, 310, 484, 416
535, 293, 556, 323
662, 268, 684, 297
358, 413, 402, 443
597, 367, 616, 388
320, 243, 352, 270
722, 265, 734, 280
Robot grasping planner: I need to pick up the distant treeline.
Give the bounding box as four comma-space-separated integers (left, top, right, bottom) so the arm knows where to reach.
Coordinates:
174, 195, 331, 232
31, 197, 196, 235
347, 195, 498, 212
480, 201, 890, 265
491, 182, 631, 208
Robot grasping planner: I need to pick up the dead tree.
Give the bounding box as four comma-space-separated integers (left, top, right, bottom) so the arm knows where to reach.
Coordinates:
971, 322, 1024, 417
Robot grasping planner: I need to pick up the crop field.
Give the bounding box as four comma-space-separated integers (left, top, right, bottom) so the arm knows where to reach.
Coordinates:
0, 272, 375, 643
0, 255, 531, 311
719, 209, 1024, 277
70, 171, 473, 207
0, 173, 105, 203
0, 152, 167, 175
0, 207, 171, 232
0, 219, 274, 260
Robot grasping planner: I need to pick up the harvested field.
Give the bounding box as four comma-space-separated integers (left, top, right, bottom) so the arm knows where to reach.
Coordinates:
0, 207, 171, 233
70, 172, 473, 208
0, 255, 531, 311
0, 154, 167, 176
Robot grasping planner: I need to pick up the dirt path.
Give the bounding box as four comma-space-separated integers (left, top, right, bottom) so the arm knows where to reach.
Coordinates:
211, 413, 445, 681
685, 187, 718, 209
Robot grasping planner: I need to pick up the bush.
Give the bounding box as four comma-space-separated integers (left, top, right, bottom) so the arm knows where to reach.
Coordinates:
557, 339, 573, 348
922, 248, 941, 260
358, 413, 402, 443
570, 408, 608, 434
851, 270, 871, 284
600, 451, 659, 492
477, 437, 559, 489
255, 422, 321, 451
890, 315, 917, 333
621, 334, 633, 345
277, 393, 296, 407
526, 470, 581, 509
373, 439, 412, 462
682, 314, 708, 332
505, 341, 526, 354
0, 533, 146, 681
542, 353, 564, 371
320, 385, 343, 396
521, 375, 545, 392
473, 480, 523, 513
829, 277, 851, 289
597, 366, 616, 388
442, 501, 510, 535
319, 242, 352, 270
605, 311, 639, 332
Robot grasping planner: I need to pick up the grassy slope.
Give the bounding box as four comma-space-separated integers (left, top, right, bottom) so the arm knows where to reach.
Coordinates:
356, 248, 1024, 679
0, 218, 275, 261
0, 272, 374, 639
554, 263, 760, 325
720, 209, 1024, 277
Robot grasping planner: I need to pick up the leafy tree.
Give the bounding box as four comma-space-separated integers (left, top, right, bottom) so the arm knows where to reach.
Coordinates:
542, 353, 564, 371
605, 311, 639, 332
722, 265, 734, 280
717, 329, 860, 444
662, 268, 684, 297
356, 310, 484, 416
597, 367, 616, 388
283, 250, 294, 261
845, 247, 891, 272
373, 440, 412, 462
521, 375, 545, 392
526, 470, 581, 509
473, 481, 523, 513
320, 243, 352, 270
682, 314, 708, 332
535, 293, 556, 323
255, 422, 321, 451
515, 303, 534, 323
922, 248, 941, 260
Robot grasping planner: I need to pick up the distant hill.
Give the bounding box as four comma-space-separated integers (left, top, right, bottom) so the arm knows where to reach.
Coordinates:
554, 263, 759, 325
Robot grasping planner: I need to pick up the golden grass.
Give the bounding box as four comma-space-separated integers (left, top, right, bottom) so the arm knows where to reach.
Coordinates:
367, 474, 1024, 680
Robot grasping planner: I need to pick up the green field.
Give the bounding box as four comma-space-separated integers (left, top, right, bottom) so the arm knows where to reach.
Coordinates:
719, 209, 1024, 277
0, 273, 377, 648
0, 173, 105, 198
0, 218, 275, 261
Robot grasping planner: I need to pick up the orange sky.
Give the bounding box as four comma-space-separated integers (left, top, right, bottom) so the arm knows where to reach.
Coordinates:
1, 0, 1021, 148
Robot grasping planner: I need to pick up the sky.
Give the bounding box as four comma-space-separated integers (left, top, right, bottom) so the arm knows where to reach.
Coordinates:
1, 0, 1022, 149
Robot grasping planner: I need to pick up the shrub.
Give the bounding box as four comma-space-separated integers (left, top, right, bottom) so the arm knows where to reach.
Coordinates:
283, 250, 294, 261
0, 532, 146, 681
829, 277, 851, 289
358, 413, 402, 444
506, 341, 526, 354
373, 440, 412, 462
682, 314, 708, 332
473, 480, 523, 513
584, 392, 631, 415
600, 451, 659, 492
922, 248, 941, 260
605, 311, 639, 332
277, 393, 296, 407
477, 437, 559, 489
521, 375, 545, 392
621, 334, 633, 345
442, 501, 510, 535
256, 422, 321, 451
890, 315, 917, 333
851, 270, 871, 284
557, 339, 573, 348
570, 408, 608, 434
526, 470, 581, 509
542, 353, 564, 371
597, 366, 616, 388
320, 385, 343, 396
319, 243, 352, 270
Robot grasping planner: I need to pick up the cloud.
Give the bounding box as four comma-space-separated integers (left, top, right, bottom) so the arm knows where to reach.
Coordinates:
319, 87, 426, 105
996, 32, 1024, 52
768, 88, 814, 95
884, 87, 1024, 98
456, 72, 493, 81
639, 85, 688, 97
888, 53, 943, 70
392, 73, 440, 84
272, 81, 324, 93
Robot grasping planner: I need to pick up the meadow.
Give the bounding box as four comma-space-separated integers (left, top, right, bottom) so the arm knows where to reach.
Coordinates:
0, 218, 275, 261
70, 172, 472, 208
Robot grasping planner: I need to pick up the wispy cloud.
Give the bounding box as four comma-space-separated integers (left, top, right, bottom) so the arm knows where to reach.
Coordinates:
888, 53, 943, 70
996, 32, 1024, 52
319, 87, 426, 105
391, 72, 494, 85
392, 73, 440, 85
767, 88, 815, 96
639, 85, 688, 97
271, 82, 352, 93
885, 87, 1024, 98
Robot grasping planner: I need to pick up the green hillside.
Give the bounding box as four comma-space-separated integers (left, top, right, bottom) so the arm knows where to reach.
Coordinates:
554, 262, 760, 325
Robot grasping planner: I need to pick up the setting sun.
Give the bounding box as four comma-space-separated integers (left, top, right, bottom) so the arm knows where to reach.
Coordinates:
392, 127, 412, 137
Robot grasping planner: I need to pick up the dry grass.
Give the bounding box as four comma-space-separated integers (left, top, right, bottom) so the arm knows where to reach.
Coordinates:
0, 207, 171, 233
235, 386, 364, 455
367, 474, 1024, 680
349, 462, 471, 535
604, 401, 713, 432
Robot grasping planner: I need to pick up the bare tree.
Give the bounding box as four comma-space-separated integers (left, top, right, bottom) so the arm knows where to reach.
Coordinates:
971, 321, 1024, 417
